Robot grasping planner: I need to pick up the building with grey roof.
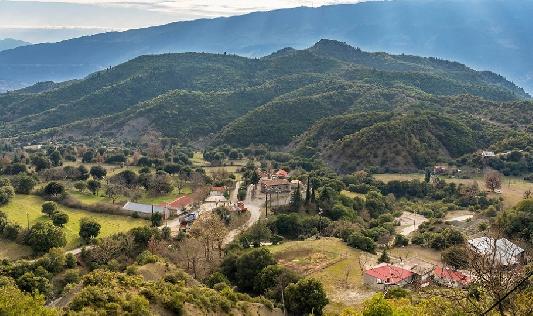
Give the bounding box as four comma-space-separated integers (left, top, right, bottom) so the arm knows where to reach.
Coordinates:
468, 237, 525, 266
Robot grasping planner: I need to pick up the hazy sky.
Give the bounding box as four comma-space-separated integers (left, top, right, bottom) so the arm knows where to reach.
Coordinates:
0, 0, 366, 43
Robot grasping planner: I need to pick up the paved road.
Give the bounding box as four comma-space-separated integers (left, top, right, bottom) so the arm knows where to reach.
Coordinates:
223, 184, 263, 245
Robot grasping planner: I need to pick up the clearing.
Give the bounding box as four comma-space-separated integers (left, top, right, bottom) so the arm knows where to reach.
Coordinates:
375, 173, 532, 208
396, 211, 427, 236
0, 194, 147, 252
268, 238, 374, 314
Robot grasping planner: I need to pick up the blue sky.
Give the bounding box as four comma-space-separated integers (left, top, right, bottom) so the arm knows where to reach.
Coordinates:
0, 0, 366, 43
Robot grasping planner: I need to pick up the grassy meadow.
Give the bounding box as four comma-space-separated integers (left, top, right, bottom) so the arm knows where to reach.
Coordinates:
268, 238, 374, 314
0, 194, 147, 252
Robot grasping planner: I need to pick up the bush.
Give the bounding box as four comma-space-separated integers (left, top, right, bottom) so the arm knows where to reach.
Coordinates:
79, 217, 101, 242
285, 278, 328, 316
347, 233, 376, 253
11, 174, 37, 194
25, 221, 66, 254
2, 222, 21, 240
65, 253, 77, 268
41, 201, 58, 217
394, 234, 409, 247
63, 269, 80, 285
136, 250, 159, 265
51, 211, 69, 227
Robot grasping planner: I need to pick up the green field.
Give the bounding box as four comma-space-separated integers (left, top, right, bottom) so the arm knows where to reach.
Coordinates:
374, 173, 532, 208
0, 239, 32, 259
0, 194, 148, 252
268, 238, 373, 313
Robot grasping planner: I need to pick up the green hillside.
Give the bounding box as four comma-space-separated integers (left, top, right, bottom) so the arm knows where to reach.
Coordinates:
0, 40, 531, 172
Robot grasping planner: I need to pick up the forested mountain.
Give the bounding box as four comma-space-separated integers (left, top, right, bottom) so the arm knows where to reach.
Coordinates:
1, 0, 533, 93
1, 40, 531, 172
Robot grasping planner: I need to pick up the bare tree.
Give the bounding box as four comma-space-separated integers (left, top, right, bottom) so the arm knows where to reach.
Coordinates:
485, 171, 502, 192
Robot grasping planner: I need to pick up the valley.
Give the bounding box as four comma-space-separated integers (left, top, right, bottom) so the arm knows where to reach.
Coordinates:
0, 23, 531, 316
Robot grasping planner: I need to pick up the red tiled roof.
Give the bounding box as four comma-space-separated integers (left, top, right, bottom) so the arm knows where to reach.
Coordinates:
211, 186, 225, 192
262, 178, 290, 186
276, 169, 288, 177
365, 265, 413, 284
161, 196, 193, 209
433, 267, 470, 285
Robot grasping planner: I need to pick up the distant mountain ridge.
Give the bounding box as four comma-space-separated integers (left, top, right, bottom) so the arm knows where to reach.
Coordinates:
0, 38, 30, 52
0, 0, 532, 92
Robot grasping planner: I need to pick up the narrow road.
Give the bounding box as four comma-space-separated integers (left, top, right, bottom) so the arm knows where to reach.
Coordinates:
223, 184, 262, 245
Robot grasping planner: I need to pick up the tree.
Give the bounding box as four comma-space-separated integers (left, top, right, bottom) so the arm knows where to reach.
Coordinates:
89, 165, 107, 180
73, 181, 87, 193
378, 249, 390, 263
87, 179, 101, 196
16, 272, 53, 296
232, 248, 276, 293
105, 184, 122, 204
25, 221, 66, 253
79, 217, 101, 242
485, 170, 502, 192
51, 211, 69, 227
82, 151, 94, 163
441, 245, 470, 269
0, 284, 58, 315
284, 278, 329, 315
0, 186, 15, 205
246, 221, 272, 247
31, 156, 51, 172
41, 201, 58, 217
11, 174, 37, 194
289, 183, 302, 210
49, 150, 62, 167
150, 212, 163, 227
43, 181, 65, 197
361, 293, 393, 316
255, 265, 299, 300
424, 168, 432, 183
394, 234, 409, 247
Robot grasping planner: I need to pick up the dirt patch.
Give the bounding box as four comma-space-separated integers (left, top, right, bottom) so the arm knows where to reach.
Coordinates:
275, 247, 341, 275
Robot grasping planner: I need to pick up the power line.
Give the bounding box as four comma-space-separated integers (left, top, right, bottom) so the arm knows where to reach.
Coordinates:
481, 270, 533, 315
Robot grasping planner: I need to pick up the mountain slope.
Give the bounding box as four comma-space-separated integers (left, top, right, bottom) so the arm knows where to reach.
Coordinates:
0, 38, 30, 52
0, 0, 532, 92
0, 40, 527, 140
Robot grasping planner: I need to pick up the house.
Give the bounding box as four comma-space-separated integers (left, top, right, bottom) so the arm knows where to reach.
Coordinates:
232, 201, 247, 213
468, 237, 525, 266
260, 178, 291, 193
433, 165, 448, 175
123, 201, 169, 219
363, 264, 414, 290
205, 194, 229, 206
161, 195, 193, 215
209, 186, 226, 196
291, 179, 304, 189
481, 151, 496, 158
433, 266, 471, 288
274, 169, 288, 179
397, 258, 434, 287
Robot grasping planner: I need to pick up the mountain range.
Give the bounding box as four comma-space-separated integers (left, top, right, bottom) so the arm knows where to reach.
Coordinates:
1, 40, 531, 173
0, 38, 30, 52
0, 0, 532, 93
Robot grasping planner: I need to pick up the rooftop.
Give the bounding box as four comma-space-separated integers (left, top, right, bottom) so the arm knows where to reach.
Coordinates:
162, 195, 193, 209
262, 178, 290, 186
123, 201, 165, 214
434, 266, 470, 285
365, 264, 414, 284
468, 237, 524, 265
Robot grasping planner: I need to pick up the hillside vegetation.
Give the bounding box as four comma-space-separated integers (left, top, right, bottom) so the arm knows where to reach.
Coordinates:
1, 40, 532, 172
